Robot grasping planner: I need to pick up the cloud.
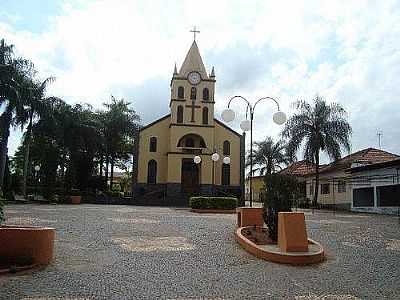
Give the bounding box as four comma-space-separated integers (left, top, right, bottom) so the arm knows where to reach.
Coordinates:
1, 0, 399, 162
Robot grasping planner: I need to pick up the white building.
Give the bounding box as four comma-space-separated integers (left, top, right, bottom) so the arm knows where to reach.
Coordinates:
349, 158, 400, 215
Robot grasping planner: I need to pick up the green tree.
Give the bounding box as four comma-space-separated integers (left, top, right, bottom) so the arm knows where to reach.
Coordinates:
246, 137, 290, 176
263, 174, 300, 241
102, 96, 140, 190
0, 39, 34, 190
21, 77, 55, 198
282, 96, 352, 206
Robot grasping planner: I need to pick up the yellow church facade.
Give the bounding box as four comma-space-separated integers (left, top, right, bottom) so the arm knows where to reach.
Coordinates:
132, 40, 245, 205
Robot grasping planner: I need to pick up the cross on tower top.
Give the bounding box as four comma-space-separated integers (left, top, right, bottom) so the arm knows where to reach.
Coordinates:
190, 26, 200, 41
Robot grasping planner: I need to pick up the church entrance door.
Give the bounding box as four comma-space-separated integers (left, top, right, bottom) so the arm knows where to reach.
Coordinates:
181, 159, 200, 194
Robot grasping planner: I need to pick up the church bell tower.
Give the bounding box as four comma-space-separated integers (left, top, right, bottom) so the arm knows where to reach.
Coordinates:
169, 39, 216, 127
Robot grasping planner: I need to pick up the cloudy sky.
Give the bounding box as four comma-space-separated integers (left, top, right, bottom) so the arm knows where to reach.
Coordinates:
1, 0, 399, 163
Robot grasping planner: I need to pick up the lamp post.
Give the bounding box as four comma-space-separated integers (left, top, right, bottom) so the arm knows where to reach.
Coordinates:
194, 150, 230, 196
221, 96, 287, 207
34, 165, 40, 200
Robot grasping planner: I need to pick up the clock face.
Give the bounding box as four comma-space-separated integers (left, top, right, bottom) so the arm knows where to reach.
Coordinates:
188, 71, 201, 85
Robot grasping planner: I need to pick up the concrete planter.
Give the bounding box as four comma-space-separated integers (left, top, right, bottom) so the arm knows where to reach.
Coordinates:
235, 226, 324, 265
70, 195, 81, 204
236, 207, 264, 227
0, 225, 55, 273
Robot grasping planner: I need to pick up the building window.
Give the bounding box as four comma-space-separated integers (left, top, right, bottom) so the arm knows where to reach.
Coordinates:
338, 180, 346, 193
202, 107, 208, 125
177, 105, 183, 123
185, 137, 194, 147
221, 164, 230, 185
202, 88, 209, 101
147, 160, 157, 184
178, 86, 184, 99
321, 183, 330, 194
223, 140, 230, 155
309, 182, 314, 195
190, 87, 196, 100
149, 137, 157, 152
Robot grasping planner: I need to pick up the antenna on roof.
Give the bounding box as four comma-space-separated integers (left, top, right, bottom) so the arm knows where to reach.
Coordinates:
377, 130, 383, 149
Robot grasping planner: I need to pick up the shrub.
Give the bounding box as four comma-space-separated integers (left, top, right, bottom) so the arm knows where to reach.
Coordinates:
263, 174, 301, 241
189, 196, 238, 209
111, 184, 121, 192
70, 189, 81, 196
0, 198, 4, 224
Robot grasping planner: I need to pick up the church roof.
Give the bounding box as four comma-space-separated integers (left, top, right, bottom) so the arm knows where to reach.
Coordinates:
179, 41, 209, 79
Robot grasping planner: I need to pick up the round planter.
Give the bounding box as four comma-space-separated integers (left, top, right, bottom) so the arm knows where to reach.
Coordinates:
70, 195, 81, 204
235, 226, 324, 265
0, 225, 55, 272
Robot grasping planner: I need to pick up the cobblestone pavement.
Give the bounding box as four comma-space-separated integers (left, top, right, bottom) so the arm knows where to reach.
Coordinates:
1, 204, 399, 299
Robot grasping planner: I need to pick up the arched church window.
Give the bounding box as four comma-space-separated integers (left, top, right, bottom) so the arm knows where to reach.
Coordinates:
147, 160, 157, 184
149, 137, 157, 152
221, 164, 230, 186
185, 137, 195, 147
177, 105, 184, 123
178, 86, 184, 99
202, 107, 208, 125
190, 87, 197, 100
223, 140, 230, 155
202, 88, 209, 101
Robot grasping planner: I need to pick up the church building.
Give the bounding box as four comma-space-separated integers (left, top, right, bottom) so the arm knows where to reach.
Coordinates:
132, 38, 245, 205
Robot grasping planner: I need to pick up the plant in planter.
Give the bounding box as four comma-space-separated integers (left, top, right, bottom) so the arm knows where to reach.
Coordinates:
263, 174, 301, 241
70, 189, 81, 204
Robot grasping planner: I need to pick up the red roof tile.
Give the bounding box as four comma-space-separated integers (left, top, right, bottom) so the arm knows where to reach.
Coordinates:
315, 148, 399, 175
279, 160, 317, 176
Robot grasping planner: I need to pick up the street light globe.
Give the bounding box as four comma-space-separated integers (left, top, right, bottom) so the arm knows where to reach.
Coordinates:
211, 153, 220, 162
221, 108, 235, 122
223, 156, 231, 164
193, 156, 202, 164
273, 111, 287, 125
240, 120, 251, 131
34, 165, 41, 172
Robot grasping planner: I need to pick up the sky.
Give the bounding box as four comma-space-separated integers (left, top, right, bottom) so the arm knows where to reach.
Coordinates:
1, 0, 400, 163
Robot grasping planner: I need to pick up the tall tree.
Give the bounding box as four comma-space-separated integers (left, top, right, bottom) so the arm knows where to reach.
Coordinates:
22, 77, 55, 198
102, 96, 140, 190
282, 96, 352, 206
246, 137, 290, 176
0, 39, 34, 190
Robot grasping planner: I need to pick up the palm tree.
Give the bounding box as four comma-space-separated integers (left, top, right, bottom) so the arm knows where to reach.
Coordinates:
21, 77, 55, 198
102, 96, 140, 190
282, 96, 352, 206
0, 39, 34, 189
246, 137, 290, 176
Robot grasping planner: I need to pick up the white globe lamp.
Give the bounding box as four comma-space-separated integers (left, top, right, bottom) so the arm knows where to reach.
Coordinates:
34, 165, 41, 172
193, 156, 202, 164
223, 156, 231, 165
221, 108, 235, 122
273, 111, 287, 125
240, 120, 251, 131
211, 153, 220, 162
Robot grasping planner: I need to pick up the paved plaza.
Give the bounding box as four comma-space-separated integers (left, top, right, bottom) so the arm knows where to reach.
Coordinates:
1, 204, 399, 299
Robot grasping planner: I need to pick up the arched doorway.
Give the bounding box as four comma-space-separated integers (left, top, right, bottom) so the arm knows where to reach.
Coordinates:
181, 158, 200, 194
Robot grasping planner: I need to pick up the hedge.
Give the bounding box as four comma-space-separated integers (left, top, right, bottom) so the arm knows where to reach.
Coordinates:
189, 196, 238, 210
